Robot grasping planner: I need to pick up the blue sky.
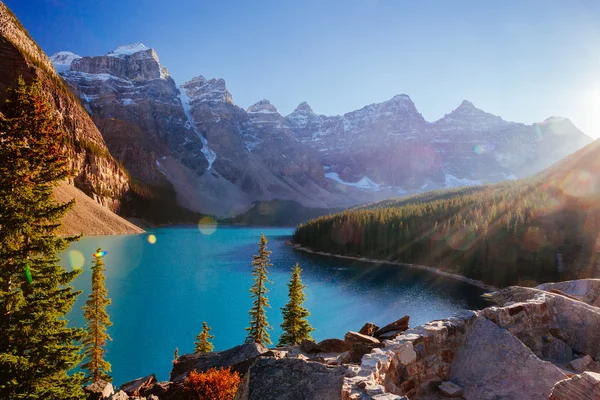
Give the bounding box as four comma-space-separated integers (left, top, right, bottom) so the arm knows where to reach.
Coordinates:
7, 0, 600, 138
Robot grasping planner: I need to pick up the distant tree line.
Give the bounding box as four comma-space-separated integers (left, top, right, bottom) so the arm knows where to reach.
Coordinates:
293, 179, 600, 287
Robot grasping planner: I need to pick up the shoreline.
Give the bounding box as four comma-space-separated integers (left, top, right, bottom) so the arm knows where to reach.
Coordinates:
290, 243, 498, 292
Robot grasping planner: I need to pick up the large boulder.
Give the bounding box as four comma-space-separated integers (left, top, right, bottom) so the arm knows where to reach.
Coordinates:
119, 374, 156, 396
550, 371, 600, 400
170, 343, 268, 382
84, 379, 114, 400
450, 316, 566, 400
314, 338, 352, 353
538, 279, 600, 307
375, 316, 409, 338
484, 286, 600, 361
344, 331, 381, 345
234, 357, 346, 400
300, 339, 319, 353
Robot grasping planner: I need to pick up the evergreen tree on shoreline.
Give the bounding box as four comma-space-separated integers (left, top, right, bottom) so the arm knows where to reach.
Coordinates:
245, 234, 272, 346
81, 248, 113, 383
278, 264, 314, 346
0, 78, 85, 399
195, 321, 215, 353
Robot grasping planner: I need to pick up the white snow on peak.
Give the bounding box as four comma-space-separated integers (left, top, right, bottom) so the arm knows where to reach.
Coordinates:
50, 51, 82, 73
444, 173, 482, 188
107, 43, 149, 57
178, 85, 217, 169
325, 172, 380, 190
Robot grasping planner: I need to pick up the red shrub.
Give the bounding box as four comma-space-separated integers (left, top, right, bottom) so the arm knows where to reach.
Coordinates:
184, 367, 241, 400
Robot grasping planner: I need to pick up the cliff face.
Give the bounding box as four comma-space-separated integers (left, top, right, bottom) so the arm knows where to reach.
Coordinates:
0, 3, 129, 211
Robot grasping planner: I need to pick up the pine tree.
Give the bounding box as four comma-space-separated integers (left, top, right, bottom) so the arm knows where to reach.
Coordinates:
81, 248, 113, 383
194, 321, 215, 353
0, 77, 85, 399
173, 348, 179, 364
278, 264, 314, 346
245, 234, 272, 346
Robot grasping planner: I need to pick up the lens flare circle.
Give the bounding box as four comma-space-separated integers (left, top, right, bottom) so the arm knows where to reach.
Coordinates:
198, 216, 218, 235
68, 250, 85, 269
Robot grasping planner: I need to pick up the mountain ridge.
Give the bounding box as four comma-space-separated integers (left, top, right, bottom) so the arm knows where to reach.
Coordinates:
49, 42, 593, 217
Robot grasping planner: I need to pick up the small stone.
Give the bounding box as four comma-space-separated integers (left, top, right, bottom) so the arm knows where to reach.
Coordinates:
365, 384, 385, 395
358, 322, 380, 337
396, 342, 417, 365
84, 379, 114, 400
307, 356, 326, 363
568, 355, 594, 373
372, 395, 408, 400
439, 381, 463, 398
108, 391, 128, 400
119, 375, 156, 397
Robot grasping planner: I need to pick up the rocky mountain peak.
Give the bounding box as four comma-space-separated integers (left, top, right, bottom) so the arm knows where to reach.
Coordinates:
536, 116, 585, 138
180, 75, 234, 105
435, 99, 508, 128
247, 99, 279, 114
293, 101, 314, 114
450, 99, 488, 117
49, 51, 81, 72
391, 93, 412, 103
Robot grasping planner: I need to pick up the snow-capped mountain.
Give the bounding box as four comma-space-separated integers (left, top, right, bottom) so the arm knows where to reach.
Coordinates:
284, 96, 591, 191
51, 43, 593, 216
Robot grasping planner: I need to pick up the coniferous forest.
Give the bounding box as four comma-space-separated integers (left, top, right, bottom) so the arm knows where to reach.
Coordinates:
293, 147, 600, 288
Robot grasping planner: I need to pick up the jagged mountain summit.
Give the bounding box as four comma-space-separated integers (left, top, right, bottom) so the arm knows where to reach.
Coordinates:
50, 42, 593, 217
52, 43, 364, 216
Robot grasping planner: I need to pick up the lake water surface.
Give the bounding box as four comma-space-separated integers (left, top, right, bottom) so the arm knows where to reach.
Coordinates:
62, 226, 487, 385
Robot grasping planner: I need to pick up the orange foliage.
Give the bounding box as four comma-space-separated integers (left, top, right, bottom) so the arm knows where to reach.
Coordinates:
184, 367, 241, 400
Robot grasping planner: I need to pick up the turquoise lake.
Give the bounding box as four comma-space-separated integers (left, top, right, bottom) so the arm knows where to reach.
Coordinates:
61, 226, 487, 385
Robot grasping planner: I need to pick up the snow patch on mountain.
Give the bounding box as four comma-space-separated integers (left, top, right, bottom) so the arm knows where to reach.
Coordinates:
325, 172, 380, 190
444, 173, 482, 188
50, 51, 81, 73
178, 85, 217, 169
107, 43, 149, 57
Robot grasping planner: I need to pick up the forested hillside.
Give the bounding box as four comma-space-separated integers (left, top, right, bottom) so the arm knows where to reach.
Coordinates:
293, 140, 600, 287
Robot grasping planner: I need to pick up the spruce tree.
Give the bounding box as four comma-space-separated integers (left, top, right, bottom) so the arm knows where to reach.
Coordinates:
194, 321, 215, 353
173, 348, 179, 364
278, 264, 314, 346
0, 78, 85, 399
81, 248, 113, 383
245, 234, 272, 346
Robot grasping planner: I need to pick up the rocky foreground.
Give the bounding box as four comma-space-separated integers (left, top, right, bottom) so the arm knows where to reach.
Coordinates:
86, 279, 600, 400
